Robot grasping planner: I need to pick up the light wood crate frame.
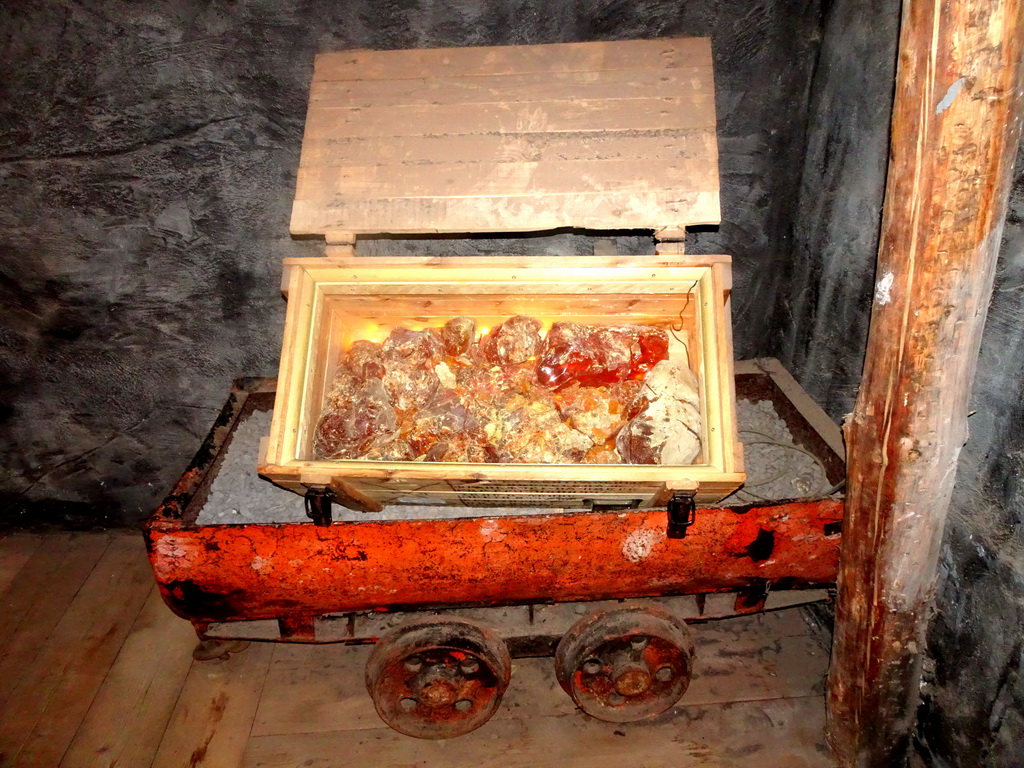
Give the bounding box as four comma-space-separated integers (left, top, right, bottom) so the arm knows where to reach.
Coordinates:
260, 256, 744, 508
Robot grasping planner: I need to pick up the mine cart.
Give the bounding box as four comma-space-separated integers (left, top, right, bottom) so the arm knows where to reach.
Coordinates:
145, 37, 845, 739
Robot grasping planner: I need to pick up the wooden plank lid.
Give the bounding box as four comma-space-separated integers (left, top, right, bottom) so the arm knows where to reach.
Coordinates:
291, 37, 720, 237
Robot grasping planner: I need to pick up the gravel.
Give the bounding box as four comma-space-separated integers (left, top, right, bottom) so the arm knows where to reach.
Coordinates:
195, 400, 833, 525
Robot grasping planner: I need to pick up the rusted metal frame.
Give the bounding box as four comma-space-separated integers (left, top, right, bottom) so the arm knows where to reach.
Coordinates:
827, 0, 1024, 765
145, 376, 276, 526
199, 589, 834, 648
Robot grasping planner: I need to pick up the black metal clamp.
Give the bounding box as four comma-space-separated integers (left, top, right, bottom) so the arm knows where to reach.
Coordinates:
304, 486, 334, 527
666, 492, 697, 539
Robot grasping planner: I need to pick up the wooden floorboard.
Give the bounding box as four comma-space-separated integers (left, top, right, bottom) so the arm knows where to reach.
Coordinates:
0, 533, 113, 714
0, 532, 835, 767
244, 697, 832, 768
59, 586, 198, 768
0, 533, 42, 596
0, 534, 152, 768
151, 641, 273, 768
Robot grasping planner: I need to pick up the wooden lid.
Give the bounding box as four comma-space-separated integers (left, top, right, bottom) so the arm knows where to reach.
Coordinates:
291, 37, 720, 237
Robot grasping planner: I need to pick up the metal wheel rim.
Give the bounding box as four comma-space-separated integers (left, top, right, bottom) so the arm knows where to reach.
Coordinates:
555, 605, 695, 723
366, 616, 512, 739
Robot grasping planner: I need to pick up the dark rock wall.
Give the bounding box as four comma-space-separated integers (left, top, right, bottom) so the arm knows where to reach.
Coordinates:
778, 0, 900, 418
915, 143, 1024, 767
0, 1, 823, 527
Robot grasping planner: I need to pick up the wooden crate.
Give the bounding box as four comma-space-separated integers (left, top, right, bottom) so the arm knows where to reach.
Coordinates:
260, 37, 745, 508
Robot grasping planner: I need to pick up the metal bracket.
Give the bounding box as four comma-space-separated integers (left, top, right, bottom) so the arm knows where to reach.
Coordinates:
304, 486, 334, 527
666, 492, 697, 539
583, 498, 643, 513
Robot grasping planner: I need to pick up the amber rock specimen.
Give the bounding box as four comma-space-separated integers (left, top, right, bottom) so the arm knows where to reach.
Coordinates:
344, 339, 386, 380
554, 381, 632, 444
314, 378, 399, 459
314, 316, 701, 466
616, 360, 701, 465
495, 400, 593, 464
381, 327, 445, 411
441, 316, 476, 357
404, 390, 479, 457
537, 323, 669, 388
481, 315, 543, 365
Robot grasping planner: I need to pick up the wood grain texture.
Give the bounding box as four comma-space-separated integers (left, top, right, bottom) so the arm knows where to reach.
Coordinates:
244, 698, 831, 768
0, 535, 153, 767
59, 587, 198, 768
291, 37, 720, 235
151, 642, 273, 768
0, 533, 41, 595
827, 0, 1024, 765
312, 38, 711, 81
0, 533, 113, 713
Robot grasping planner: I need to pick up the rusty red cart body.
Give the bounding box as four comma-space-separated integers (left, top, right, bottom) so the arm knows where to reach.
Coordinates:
144, 363, 843, 734
145, 363, 843, 641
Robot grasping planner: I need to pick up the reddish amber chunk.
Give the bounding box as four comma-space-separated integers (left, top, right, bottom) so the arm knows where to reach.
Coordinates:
441, 316, 476, 357
381, 327, 446, 411
537, 323, 669, 389
314, 379, 398, 459
481, 315, 543, 365
344, 340, 385, 380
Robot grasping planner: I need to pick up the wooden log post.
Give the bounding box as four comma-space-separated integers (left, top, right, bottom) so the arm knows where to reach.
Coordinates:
827, 1, 1024, 765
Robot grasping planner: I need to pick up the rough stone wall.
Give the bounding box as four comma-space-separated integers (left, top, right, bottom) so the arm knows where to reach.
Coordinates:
777, 0, 900, 418
914, 144, 1024, 767
779, 0, 1024, 763
0, 0, 822, 527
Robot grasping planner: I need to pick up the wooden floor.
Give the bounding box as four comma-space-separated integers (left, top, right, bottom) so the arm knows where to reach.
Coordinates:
0, 531, 836, 767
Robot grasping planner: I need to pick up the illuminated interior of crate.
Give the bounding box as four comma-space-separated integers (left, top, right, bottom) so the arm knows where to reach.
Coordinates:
292, 269, 717, 468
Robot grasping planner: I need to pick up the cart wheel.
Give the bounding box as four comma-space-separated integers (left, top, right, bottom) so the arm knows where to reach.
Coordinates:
555, 605, 695, 723
365, 616, 512, 739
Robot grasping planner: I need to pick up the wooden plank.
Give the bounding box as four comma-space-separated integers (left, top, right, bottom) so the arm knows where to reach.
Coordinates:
295, 157, 714, 200
0, 532, 42, 595
0, 532, 112, 712
151, 642, 273, 768
295, 37, 719, 236
0, 534, 153, 768
265, 267, 317, 467
299, 130, 712, 169
736, 358, 845, 461
300, 97, 714, 140
290, 190, 721, 234
250, 609, 827, 738
318, 290, 702, 322
59, 587, 198, 768
827, 1, 1024, 766
243, 697, 830, 768
302, 254, 734, 269
307, 66, 710, 109
312, 38, 711, 82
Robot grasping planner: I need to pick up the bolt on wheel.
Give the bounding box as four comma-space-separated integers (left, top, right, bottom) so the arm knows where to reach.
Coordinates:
365, 616, 512, 739
555, 605, 695, 723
